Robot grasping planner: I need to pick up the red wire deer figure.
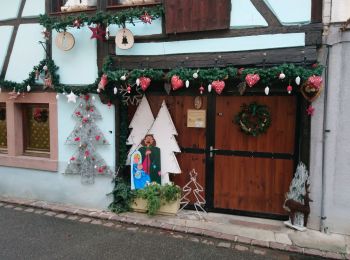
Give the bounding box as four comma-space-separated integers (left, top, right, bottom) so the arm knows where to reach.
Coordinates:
284, 183, 313, 227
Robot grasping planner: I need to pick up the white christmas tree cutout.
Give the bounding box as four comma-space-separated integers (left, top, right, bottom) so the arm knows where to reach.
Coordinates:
127, 97, 181, 185
126, 96, 154, 165
149, 100, 181, 184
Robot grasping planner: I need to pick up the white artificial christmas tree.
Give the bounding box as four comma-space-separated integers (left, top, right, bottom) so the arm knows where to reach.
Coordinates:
126, 96, 154, 165
149, 100, 181, 184
283, 162, 310, 231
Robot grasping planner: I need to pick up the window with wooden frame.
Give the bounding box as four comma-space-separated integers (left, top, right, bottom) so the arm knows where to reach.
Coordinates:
0, 103, 7, 153
0, 93, 58, 172
22, 104, 50, 158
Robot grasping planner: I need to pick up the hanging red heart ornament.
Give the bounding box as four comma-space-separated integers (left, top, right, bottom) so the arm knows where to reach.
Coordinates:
212, 80, 225, 95
171, 75, 184, 91
98, 74, 108, 90
139, 77, 151, 91
245, 74, 260, 87
307, 75, 323, 90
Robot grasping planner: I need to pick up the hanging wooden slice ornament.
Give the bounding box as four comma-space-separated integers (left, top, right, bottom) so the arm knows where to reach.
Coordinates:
115, 28, 134, 50
55, 32, 75, 51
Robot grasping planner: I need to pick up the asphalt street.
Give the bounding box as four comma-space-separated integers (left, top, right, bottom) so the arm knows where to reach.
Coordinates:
0, 207, 321, 260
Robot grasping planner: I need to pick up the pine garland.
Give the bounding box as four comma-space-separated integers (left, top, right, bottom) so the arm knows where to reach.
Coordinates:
39, 6, 164, 31
0, 57, 323, 100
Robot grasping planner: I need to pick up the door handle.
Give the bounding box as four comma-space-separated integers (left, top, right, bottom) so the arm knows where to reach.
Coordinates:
209, 146, 219, 158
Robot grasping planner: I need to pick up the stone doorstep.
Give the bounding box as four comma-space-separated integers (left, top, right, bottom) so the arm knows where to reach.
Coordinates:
0, 197, 347, 260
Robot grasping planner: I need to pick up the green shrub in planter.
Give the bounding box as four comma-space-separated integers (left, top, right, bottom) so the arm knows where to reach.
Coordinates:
134, 182, 181, 215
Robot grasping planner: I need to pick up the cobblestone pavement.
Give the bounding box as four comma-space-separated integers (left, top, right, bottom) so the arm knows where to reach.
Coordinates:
0, 205, 324, 260
0, 197, 348, 259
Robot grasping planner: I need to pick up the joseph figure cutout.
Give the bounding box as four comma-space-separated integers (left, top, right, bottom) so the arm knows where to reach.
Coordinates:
138, 135, 161, 185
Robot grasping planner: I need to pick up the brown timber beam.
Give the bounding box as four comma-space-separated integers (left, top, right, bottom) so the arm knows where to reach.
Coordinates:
250, 0, 282, 27
111, 46, 317, 69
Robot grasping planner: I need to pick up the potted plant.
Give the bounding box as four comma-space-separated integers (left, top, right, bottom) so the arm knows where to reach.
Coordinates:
132, 182, 181, 215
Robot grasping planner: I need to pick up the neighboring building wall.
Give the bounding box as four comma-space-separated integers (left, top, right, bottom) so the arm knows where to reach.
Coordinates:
309, 0, 350, 235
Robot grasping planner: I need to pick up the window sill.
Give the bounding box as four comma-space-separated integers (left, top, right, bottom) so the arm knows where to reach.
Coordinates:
107, 2, 161, 10
0, 154, 58, 172
49, 7, 97, 16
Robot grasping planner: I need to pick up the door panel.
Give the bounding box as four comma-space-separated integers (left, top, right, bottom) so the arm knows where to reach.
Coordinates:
214, 155, 293, 214
215, 96, 296, 154
213, 96, 296, 215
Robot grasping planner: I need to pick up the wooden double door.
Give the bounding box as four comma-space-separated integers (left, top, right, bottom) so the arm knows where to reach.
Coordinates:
143, 94, 296, 217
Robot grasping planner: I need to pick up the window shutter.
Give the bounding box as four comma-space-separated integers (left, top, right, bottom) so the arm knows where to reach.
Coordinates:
164, 0, 231, 34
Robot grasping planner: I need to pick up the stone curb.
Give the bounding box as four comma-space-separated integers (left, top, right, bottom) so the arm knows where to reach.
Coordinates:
0, 197, 346, 260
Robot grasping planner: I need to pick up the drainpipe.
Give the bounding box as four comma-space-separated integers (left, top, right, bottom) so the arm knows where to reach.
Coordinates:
320, 44, 330, 234
319, 0, 333, 234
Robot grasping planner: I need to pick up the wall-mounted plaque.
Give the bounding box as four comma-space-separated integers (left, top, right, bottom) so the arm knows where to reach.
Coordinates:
187, 109, 206, 128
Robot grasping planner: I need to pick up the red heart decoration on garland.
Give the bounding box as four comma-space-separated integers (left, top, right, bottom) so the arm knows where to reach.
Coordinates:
98, 74, 108, 90
245, 74, 260, 87
139, 77, 151, 91
307, 75, 322, 90
171, 75, 184, 91
212, 80, 225, 95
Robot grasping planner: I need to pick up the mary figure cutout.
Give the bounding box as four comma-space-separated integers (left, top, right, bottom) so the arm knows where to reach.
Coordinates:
131, 151, 150, 190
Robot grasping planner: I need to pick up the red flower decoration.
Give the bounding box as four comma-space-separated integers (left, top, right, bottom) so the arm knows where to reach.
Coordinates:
140, 12, 153, 24
84, 150, 90, 157
70, 156, 76, 161
82, 117, 88, 123
74, 137, 80, 142
307, 75, 322, 90
84, 94, 90, 101
75, 111, 81, 116
306, 105, 315, 116
73, 19, 81, 29
95, 135, 101, 141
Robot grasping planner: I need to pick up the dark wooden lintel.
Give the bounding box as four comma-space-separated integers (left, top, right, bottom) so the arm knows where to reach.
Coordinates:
112, 46, 317, 69
107, 23, 322, 50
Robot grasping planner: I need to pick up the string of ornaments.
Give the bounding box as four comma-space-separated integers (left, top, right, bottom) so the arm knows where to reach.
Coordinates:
0, 56, 323, 115
41, 8, 159, 54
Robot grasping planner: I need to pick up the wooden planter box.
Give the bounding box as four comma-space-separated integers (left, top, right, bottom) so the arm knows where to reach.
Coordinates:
131, 198, 180, 215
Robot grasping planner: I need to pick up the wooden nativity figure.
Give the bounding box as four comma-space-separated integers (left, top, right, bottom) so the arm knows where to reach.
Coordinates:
131, 135, 161, 190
